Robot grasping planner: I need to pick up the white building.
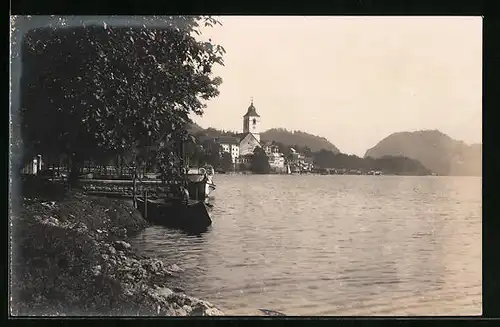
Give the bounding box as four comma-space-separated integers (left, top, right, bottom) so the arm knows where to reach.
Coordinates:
268, 152, 285, 170
288, 149, 314, 172
216, 136, 240, 164
263, 142, 280, 155
262, 141, 285, 170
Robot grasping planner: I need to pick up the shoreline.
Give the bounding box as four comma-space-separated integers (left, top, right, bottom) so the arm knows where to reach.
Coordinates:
10, 189, 224, 316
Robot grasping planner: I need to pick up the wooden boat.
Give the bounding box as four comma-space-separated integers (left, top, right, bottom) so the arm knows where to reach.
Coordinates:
186, 165, 216, 202
136, 197, 212, 234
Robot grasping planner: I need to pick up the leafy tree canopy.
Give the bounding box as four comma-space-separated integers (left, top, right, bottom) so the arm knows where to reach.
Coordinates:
251, 146, 270, 174
17, 16, 225, 182
220, 152, 233, 172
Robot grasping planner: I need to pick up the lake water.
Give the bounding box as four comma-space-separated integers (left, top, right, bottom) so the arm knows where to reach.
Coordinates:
129, 175, 482, 316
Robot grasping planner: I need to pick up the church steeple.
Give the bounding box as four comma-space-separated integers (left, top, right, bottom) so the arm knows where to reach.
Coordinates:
242, 98, 261, 142
243, 98, 260, 118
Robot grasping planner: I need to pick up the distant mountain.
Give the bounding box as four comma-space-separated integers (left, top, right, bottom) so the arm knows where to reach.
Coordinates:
364, 130, 481, 176
260, 128, 341, 153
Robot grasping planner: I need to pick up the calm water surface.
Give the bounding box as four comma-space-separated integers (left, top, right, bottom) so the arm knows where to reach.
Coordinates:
129, 175, 482, 316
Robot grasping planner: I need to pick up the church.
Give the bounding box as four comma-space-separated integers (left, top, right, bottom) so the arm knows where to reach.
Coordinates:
212, 99, 262, 164
210, 99, 286, 171
238, 100, 262, 157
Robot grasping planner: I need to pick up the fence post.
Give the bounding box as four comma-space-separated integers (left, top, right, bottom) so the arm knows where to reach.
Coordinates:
144, 189, 148, 220
133, 173, 137, 209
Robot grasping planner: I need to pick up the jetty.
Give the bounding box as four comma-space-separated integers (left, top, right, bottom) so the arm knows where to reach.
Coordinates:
78, 177, 212, 234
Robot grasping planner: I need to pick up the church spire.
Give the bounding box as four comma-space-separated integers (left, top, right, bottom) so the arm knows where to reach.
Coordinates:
243, 97, 260, 117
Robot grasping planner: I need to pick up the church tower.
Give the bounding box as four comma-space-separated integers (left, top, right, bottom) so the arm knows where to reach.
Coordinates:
243, 99, 261, 142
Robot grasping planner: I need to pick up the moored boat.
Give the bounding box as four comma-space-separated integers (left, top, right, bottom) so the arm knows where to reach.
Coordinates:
185, 165, 216, 202
136, 197, 212, 234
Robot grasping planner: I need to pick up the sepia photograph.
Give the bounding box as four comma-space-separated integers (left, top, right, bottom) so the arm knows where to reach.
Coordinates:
9, 15, 482, 316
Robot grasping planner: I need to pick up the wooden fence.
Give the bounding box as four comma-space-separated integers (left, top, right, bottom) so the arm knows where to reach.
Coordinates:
79, 179, 179, 200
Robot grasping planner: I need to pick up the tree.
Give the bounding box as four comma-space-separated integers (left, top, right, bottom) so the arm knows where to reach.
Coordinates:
271, 141, 290, 157
220, 152, 233, 172
19, 16, 225, 184
302, 146, 312, 157
250, 146, 270, 174
201, 139, 222, 168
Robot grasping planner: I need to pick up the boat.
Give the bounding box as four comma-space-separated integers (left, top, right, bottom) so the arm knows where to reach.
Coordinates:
185, 165, 216, 202
136, 197, 212, 234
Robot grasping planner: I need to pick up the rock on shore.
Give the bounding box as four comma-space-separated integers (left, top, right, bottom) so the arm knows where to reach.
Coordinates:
11, 193, 224, 316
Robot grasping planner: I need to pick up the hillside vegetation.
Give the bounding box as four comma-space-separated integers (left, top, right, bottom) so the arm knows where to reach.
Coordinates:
188, 125, 340, 154
260, 128, 340, 153
364, 130, 481, 176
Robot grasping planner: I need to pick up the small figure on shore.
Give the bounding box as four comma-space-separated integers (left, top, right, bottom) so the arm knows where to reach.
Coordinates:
182, 186, 190, 205
177, 181, 190, 205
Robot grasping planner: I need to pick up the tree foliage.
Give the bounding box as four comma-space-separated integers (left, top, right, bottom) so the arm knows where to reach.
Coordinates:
201, 139, 222, 168
220, 152, 233, 172
183, 136, 226, 169
18, 16, 225, 182
250, 146, 270, 174
184, 139, 205, 167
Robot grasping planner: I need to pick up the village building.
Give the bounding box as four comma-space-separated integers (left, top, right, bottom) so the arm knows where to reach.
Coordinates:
215, 136, 240, 164
202, 99, 289, 171
262, 141, 285, 171
288, 148, 314, 172
262, 142, 280, 155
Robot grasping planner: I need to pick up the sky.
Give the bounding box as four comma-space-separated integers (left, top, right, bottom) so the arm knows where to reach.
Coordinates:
191, 16, 482, 156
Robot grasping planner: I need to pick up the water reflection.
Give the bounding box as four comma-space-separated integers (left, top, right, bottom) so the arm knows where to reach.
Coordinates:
129, 175, 481, 316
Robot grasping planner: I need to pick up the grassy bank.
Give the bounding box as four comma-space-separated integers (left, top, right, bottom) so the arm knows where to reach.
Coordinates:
10, 179, 224, 316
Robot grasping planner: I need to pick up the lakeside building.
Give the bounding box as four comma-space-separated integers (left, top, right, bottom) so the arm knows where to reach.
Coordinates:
263, 142, 280, 156
262, 141, 286, 171
214, 136, 240, 164
268, 153, 286, 172
200, 99, 293, 172
287, 148, 314, 172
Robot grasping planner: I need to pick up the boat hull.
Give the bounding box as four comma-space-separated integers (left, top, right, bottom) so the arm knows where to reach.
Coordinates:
186, 174, 216, 202
137, 198, 212, 234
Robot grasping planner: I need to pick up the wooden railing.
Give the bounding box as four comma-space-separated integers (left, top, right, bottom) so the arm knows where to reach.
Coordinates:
79, 179, 177, 200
